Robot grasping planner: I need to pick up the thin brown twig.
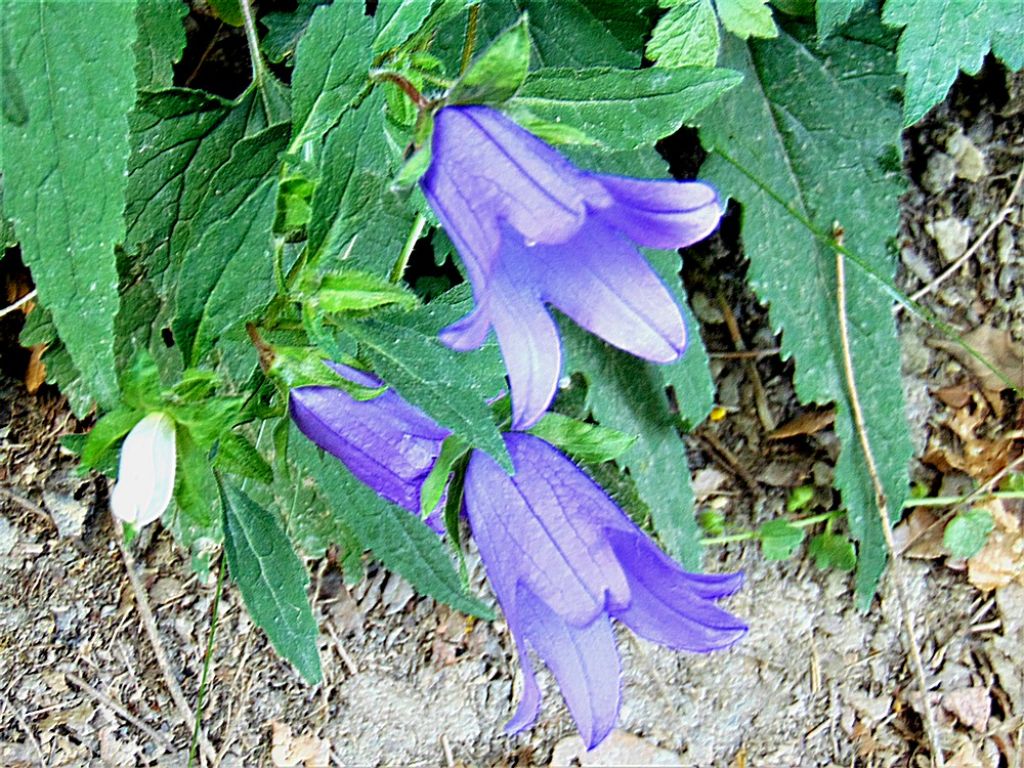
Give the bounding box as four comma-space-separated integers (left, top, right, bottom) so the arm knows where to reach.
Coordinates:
0, 289, 37, 320
115, 526, 218, 765
697, 430, 759, 494
0, 487, 56, 529
718, 296, 776, 432
835, 248, 946, 768
65, 672, 174, 754
0, 689, 48, 767
906, 160, 1024, 307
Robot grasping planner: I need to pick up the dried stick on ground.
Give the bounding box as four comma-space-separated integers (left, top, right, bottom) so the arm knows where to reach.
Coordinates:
115, 526, 218, 765
835, 248, 946, 768
906, 160, 1024, 306
65, 672, 175, 754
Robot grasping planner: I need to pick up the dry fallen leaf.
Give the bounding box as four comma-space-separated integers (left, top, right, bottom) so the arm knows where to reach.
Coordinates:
968, 529, 1024, 591
893, 507, 946, 559
270, 721, 330, 768
932, 324, 1024, 393
942, 686, 991, 732
767, 408, 836, 440
923, 385, 1022, 479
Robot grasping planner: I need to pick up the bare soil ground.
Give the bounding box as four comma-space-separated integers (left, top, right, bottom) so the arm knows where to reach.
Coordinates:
1, 63, 1022, 768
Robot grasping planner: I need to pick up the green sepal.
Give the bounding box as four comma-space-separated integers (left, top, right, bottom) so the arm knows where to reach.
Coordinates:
391, 144, 433, 194
420, 435, 469, 519
311, 270, 420, 314
266, 345, 386, 400
448, 14, 530, 105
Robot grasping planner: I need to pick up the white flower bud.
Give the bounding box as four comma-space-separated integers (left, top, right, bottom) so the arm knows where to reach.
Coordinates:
109, 412, 176, 527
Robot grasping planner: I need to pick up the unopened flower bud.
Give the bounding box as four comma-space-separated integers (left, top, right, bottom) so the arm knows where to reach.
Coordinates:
110, 412, 176, 527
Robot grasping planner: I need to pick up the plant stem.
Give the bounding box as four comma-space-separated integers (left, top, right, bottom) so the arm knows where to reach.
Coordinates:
904, 490, 1024, 507
370, 69, 429, 109
188, 559, 225, 768
239, 0, 272, 119
701, 510, 840, 546
390, 212, 427, 283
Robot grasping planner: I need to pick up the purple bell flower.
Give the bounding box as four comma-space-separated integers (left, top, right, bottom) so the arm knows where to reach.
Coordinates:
289, 362, 450, 531
421, 105, 723, 430
464, 433, 746, 748
291, 369, 745, 749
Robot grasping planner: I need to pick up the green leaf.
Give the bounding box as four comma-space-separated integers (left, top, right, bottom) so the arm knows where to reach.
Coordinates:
219, 476, 322, 684
883, 0, 1024, 127
266, 346, 386, 399
347, 314, 511, 471
262, 0, 325, 64
509, 66, 742, 151
697, 15, 912, 607
786, 484, 815, 512
290, 426, 494, 619
373, 0, 442, 54
171, 425, 221, 550
528, 413, 637, 464
647, 0, 721, 68
134, 0, 188, 89
2, 1, 137, 409
759, 519, 805, 560
311, 270, 420, 314
80, 408, 144, 475
307, 91, 415, 273
291, 0, 374, 148
206, 0, 244, 27
165, 398, 242, 452
450, 15, 530, 105
943, 508, 994, 559
215, 430, 274, 485
816, 0, 867, 38
419, 435, 468, 518
716, 0, 779, 39
808, 532, 857, 571
176, 124, 289, 363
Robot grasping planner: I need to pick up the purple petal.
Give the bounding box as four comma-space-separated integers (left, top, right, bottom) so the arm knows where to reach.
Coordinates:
463, 435, 628, 625
607, 528, 747, 652
290, 364, 450, 515
523, 218, 686, 363
593, 176, 722, 250
515, 585, 620, 750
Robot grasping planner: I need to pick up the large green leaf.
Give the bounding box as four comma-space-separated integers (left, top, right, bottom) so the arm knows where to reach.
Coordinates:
373, 0, 443, 53
2, 1, 137, 409
220, 476, 322, 684
289, 426, 494, 619
508, 66, 742, 151
816, 0, 867, 38
291, 0, 374, 149
883, 0, 1024, 126
134, 0, 188, 89
348, 312, 511, 471
697, 16, 912, 606
306, 91, 414, 272
173, 123, 289, 363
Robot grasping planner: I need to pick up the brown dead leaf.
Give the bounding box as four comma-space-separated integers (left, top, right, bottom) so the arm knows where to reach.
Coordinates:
924, 386, 1023, 479
946, 737, 984, 768
270, 721, 330, 768
932, 324, 1024, 393
893, 507, 946, 559
24, 345, 47, 393
968, 529, 1024, 591
767, 408, 836, 440
933, 384, 974, 409
942, 686, 991, 732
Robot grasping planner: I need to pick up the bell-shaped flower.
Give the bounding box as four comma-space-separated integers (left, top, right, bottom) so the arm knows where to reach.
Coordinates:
463, 433, 746, 748
421, 105, 723, 429
289, 362, 451, 530
290, 366, 745, 748
110, 412, 177, 527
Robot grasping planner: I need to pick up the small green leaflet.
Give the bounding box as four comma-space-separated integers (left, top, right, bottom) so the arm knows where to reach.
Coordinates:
373, 0, 443, 54
215, 430, 274, 485
808, 532, 857, 571
509, 66, 742, 151
759, 519, 805, 560
134, 0, 188, 89
646, 0, 720, 69
289, 427, 494, 619
347, 314, 511, 471
291, 0, 374, 149
883, 0, 1024, 127
310, 270, 419, 314
943, 508, 994, 559
697, 15, 912, 607
716, 0, 778, 39
79, 407, 144, 475
171, 425, 221, 551
450, 15, 530, 105
2, 0, 137, 410
528, 413, 636, 464
219, 476, 322, 684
